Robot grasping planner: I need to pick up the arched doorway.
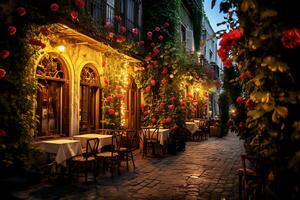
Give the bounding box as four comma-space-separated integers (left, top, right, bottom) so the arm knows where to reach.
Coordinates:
79, 65, 101, 132
126, 78, 140, 130
36, 54, 69, 138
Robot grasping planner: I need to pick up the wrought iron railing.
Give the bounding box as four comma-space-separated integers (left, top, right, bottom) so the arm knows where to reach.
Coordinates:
86, 0, 141, 40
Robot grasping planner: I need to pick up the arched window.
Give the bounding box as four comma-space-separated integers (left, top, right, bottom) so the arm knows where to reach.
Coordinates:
80, 65, 101, 132
36, 55, 69, 138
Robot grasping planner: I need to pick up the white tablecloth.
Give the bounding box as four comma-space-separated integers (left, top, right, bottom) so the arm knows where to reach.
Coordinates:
73, 134, 112, 150
186, 122, 198, 134
149, 128, 170, 145
38, 139, 82, 166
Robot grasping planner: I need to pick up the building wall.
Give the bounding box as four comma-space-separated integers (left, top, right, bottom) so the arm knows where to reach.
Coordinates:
179, 3, 195, 52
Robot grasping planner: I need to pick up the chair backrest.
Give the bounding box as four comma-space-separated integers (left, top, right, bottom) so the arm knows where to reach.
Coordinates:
142, 127, 159, 141
86, 138, 99, 158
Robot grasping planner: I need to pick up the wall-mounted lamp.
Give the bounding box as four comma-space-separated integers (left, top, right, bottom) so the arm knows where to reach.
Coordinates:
57, 45, 65, 53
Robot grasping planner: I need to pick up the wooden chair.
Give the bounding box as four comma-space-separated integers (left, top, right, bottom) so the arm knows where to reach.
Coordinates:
96, 132, 121, 178
237, 154, 261, 200
118, 129, 137, 170
68, 138, 99, 182
141, 127, 159, 157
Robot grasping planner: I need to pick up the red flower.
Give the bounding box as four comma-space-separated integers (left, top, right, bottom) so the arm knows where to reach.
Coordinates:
105, 21, 112, 28
236, 96, 244, 105
107, 32, 114, 40
145, 55, 152, 62
106, 96, 112, 103
147, 31, 153, 40
137, 41, 144, 46
1, 50, 10, 60
70, 10, 78, 20
115, 85, 122, 90
153, 47, 160, 56
116, 36, 126, 43
162, 68, 168, 75
16, 7, 26, 16
245, 99, 253, 110
8, 26, 17, 35
132, 28, 139, 36
114, 15, 122, 22
170, 96, 176, 103
0, 129, 7, 137
151, 79, 156, 86
74, 0, 85, 9
151, 117, 157, 124
168, 104, 175, 111
281, 28, 300, 49
145, 86, 151, 93
239, 122, 246, 129
104, 79, 109, 85
155, 27, 160, 32
158, 35, 164, 41
108, 108, 115, 116
28, 39, 46, 48
120, 26, 127, 33
159, 102, 166, 109
152, 60, 158, 66
171, 124, 179, 130
180, 101, 185, 106
0, 68, 6, 79
50, 3, 59, 12
166, 117, 172, 123
150, 42, 156, 48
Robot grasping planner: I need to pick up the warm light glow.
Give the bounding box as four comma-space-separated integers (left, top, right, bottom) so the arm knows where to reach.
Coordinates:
195, 88, 200, 92
57, 45, 65, 53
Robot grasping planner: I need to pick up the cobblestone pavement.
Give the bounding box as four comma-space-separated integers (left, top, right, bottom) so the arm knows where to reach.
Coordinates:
13, 132, 244, 200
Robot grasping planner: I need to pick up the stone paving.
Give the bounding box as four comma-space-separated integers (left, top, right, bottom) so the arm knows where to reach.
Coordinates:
13, 131, 244, 200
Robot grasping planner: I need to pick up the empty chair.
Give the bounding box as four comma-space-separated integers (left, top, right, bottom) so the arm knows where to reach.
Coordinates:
68, 138, 99, 182
141, 127, 159, 157
96, 132, 121, 178
118, 129, 137, 170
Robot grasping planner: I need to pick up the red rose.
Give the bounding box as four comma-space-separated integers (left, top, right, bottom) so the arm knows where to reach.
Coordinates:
16, 7, 26, 16
107, 32, 114, 39
245, 99, 253, 110
281, 28, 300, 49
50, 3, 59, 12
239, 122, 246, 129
168, 104, 175, 111
171, 124, 179, 130
159, 102, 166, 109
236, 96, 244, 105
180, 101, 185, 106
155, 27, 160, 32
74, 0, 85, 9
106, 96, 112, 103
116, 94, 124, 100
132, 28, 139, 36
150, 42, 156, 48
70, 10, 78, 20
151, 117, 157, 124
151, 79, 156, 86
114, 15, 122, 22
166, 117, 172, 123
158, 35, 164, 41
152, 60, 158, 66
170, 96, 176, 103
153, 47, 160, 56
120, 26, 127, 33
0, 68, 6, 79
145, 55, 152, 62
116, 36, 126, 43
108, 108, 115, 116
164, 22, 169, 28
105, 21, 112, 28
8, 26, 17, 35
147, 31, 153, 40
162, 68, 168, 75
145, 86, 151, 93
1, 50, 10, 60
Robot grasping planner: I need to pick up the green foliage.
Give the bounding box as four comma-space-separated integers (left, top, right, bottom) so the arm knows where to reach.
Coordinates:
218, 0, 300, 198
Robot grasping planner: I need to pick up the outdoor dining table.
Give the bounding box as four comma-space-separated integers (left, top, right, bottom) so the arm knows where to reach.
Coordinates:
149, 128, 170, 145
186, 122, 198, 135
73, 134, 112, 150
37, 139, 82, 166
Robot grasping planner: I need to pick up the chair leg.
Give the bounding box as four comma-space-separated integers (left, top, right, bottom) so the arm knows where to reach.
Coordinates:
130, 151, 136, 169
126, 153, 129, 171
238, 173, 243, 200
